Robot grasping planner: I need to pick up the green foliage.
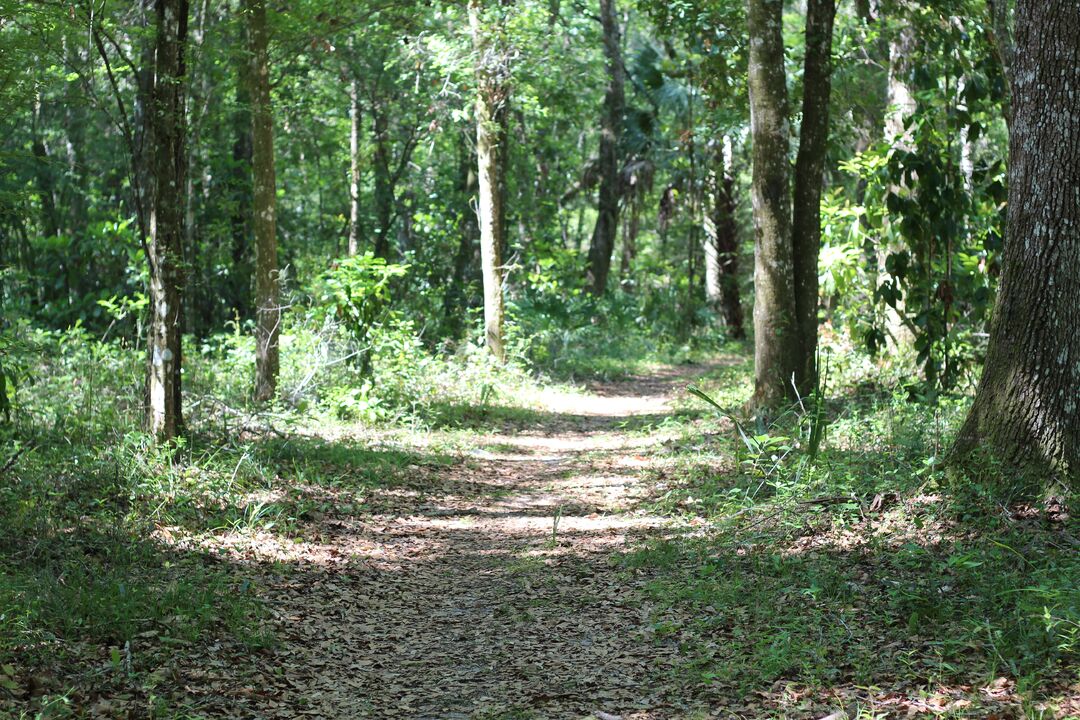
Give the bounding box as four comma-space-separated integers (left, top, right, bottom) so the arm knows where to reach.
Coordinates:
3, 0, 1069, 713
0, 329, 27, 423
821, 5, 1008, 397
313, 253, 409, 373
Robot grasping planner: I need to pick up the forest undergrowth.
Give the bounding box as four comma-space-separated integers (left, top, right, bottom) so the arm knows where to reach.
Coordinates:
0, 320, 1077, 719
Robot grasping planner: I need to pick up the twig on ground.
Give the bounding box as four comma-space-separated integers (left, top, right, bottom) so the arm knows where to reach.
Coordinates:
0, 443, 34, 476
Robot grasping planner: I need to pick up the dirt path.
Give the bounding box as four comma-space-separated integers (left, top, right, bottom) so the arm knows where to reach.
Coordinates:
205, 365, 712, 720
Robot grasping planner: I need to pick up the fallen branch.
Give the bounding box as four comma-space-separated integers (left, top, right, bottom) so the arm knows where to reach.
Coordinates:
0, 443, 34, 476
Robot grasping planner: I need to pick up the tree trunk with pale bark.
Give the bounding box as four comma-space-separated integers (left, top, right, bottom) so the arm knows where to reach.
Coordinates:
348, 75, 362, 257
470, 0, 511, 362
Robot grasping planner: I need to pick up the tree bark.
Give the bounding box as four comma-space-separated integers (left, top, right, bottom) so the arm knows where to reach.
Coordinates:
145, 0, 189, 440
951, 0, 1080, 485
585, 0, 624, 295
987, 0, 1014, 128
705, 138, 746, 339
348, 75, 362, 256
229, 33, 253, 320
372, 106, 394, 259
885, 24, 916, 146
620, 200, 638, 278
747, 0, 798, 408
470, 0, 510, 363
442, 135, 480, 338
247, 0, 279, 402
30, 105, 61, 241
792, 0, 837, 393
62, 36, 88, 265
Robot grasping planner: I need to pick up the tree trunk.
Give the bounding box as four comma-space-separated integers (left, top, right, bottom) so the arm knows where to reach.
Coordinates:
987, 0, 1014, 128
704, 170, 723, 304
747, 0, 798, 408
951, 0, 1079, 485
585, 0, 624, 295
30, 102, 61, 241
229, 38, 253, 321
442, 136, 480, 338
372, 108, 393, 259
180, 0, 210, 336
885, 25, 916, 145
348, 75, 362, 256
145, 0, 189, 440
791, 0, 837, 393
705, 138, 746, 339
247, 0, 279, 402
620, 200, 638, 278
62, 36, 88, 267
470, 0, 510, 363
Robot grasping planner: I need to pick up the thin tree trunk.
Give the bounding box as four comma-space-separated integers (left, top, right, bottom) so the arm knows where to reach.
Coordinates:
585, 0, 624, 295
704, 166, 723, 305
183, 0, 210, 336
792, 0, 837, 393
620, 200, 637, 278
229, 35, 253, 320
30, 100, 60, 241
31, 101, 69, 309
470, 0, 509, 362
247, 0, 279, 402
951, 0, 1079, 484
133, 0, 156, 241
987, 0, 1014, 128
62, 36, 88, 279
886, 24, 916, 145
706, 137, 746, 339
372, 108, 393, 259
875, 18, 918, 349
348, 75, 362, 256
442, 136, 479, 337
145, 0, 190, 440
683, 67, 701, 337
747, 0, 797, 408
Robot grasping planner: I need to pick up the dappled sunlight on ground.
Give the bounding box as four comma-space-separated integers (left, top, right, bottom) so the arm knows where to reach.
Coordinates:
132, 365, 722, 719
12, 358, 1075, 719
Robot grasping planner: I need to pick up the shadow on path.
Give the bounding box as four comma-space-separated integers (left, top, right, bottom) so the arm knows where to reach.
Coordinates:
170, 362, 728, 719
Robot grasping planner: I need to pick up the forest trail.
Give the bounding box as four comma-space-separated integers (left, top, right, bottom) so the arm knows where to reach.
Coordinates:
203, 364, 714, 720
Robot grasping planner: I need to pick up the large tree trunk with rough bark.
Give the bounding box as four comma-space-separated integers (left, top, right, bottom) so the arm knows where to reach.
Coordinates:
145, 0, 189, 440
951, 0, 1079, 485
247, 0, 279, 402
470, 0, 510, 362
585, 0, 624, 295
792, 0, 836, 393
747, 0, 798, 408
